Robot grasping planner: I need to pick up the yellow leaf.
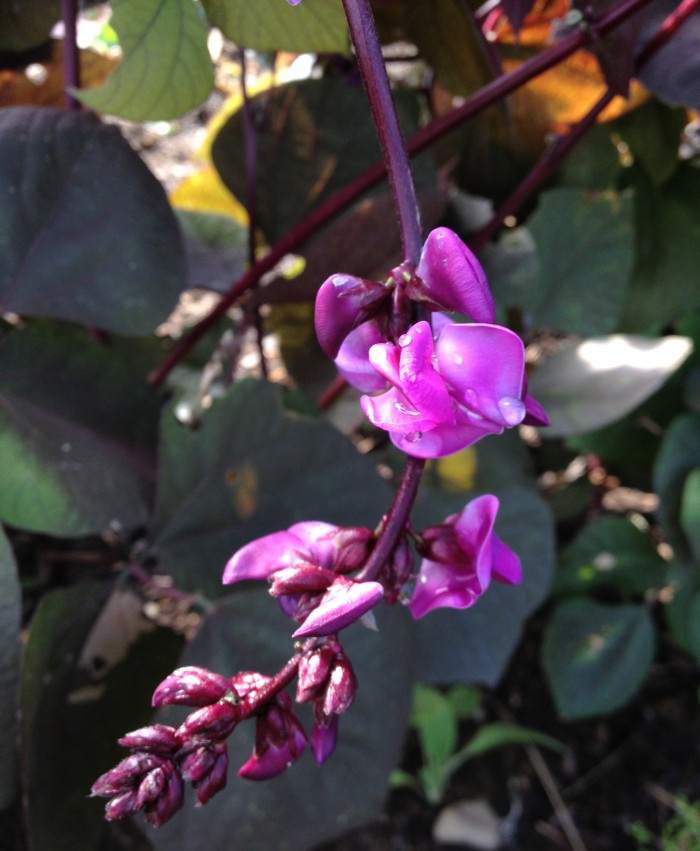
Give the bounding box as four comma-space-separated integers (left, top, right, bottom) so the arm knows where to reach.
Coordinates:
170, 164, 248, 224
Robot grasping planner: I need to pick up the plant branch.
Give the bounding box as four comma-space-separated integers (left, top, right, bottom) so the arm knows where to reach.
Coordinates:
355, 456, 425, 583
343, 0, 423, 265
149, 0, 657, 388
60, 0, 81, 111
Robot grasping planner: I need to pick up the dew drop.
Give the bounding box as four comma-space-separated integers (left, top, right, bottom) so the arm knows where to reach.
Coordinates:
399, 334, 412, 346
498, 396, 526, 426
405, 431, 423, 443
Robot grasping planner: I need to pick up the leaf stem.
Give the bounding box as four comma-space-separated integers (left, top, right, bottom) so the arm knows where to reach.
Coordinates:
60, 0, 81, 111
342, 0, 423, 266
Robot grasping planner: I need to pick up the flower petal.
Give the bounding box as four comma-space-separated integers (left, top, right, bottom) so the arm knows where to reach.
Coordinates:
390, 409, 503, 458
417, 228, 495, 322
287, 520, 340, 568
409, 558, 482, 618
335, 319, 388, 392
314, 273, 387, 359
397, 321, 454, 422
523, 394, 550, 426
360, 387, 438, 436
223, 531, 311, 584
491, 536, 522, 585
292, 579, 384, 637
436, 324, 526, 426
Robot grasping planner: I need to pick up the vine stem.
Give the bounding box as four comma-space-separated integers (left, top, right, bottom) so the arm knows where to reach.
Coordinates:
60, 0, 81, 111
342, 0, 423, 266
149, 0, 656, 388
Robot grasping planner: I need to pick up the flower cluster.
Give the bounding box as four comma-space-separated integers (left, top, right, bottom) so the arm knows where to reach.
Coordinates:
93, 224, 545, 826
315, 227, 548, 458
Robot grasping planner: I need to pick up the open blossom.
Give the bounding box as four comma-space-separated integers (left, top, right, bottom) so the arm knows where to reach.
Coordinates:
410, 494, 522, 618
223, 522, 383, 636
360, 320, 546, 459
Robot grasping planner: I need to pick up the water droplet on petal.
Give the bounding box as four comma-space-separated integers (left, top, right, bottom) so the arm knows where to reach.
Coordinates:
405, 431, 423, 443
399, 334, 412, 346
498, 396, 526, 426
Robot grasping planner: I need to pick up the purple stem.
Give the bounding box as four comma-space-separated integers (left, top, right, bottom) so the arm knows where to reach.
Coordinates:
148, 0, 657, 388
342, 0, 423, 266
60, 0, 81, 111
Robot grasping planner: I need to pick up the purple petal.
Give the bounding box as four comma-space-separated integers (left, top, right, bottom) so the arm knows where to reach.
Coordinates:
523, 393, 550, 426
238, 716, 307, 781
288, 520, 340, 568
292, 579, 384, 637
194, 751, 228, 806
417, 228, 495, 322
314, 273, 387, 358
491, 536, 522, 585
454, 494, 500, 592
118, 724, 180, 754
361, 386, 439, 436
310, 714, 339, 765
390, 408, 503, 458
435, 324, 526, 426
223, 531, 312, 584
409, 558, 482, 618
151, 666, 230, 708
334, 319, 388, 392
397, 321, 455, 422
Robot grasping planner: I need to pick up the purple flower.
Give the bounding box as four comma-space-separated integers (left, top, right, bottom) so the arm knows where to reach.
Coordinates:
179, 740, 228, 806
410, 495, 522, 618
292, 576, 384, 637
237, 692, 307, 781
151, 666, 231, 708
360, 319, 546, 459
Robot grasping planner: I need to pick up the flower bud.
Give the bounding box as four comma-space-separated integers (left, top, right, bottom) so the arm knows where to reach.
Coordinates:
323, 653, 357, 716
194, 747, 228, 806
296, 645, 336, 703
292, 577, 384, 638
92, 753, 164, 797
315, 273, 388, 359
229, 671, 269, 701
330, 527, 375, 573
381, 534, 414, 604
118, 724, 181, 755
310, 709, 339, 765
268, 564, 335, 596
152, 666, 230, 708
177, 702, 240, 741
145, 763, 184, 827
238, 700, 307, 781
104, 790, 139, 821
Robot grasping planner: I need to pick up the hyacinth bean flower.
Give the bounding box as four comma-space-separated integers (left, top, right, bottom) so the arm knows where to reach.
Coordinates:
410, 494, 521, 618
223, 522, 383, 636
360, 319, 548, 459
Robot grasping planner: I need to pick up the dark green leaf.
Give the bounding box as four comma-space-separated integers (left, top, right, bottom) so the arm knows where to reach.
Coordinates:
175, 209, 247, 293
413, 485, 555, 686
21, 583, 183, 851
76, 0, 214, 121
0, 108, 185, 333
404, 0, 492, 96
527, 334, 692, 438
619, 165, 700, 333
613, 100, 686, 187
680, 468, 700, 566
542, 599, 655, 719
0, 0, 60, 51
150, 588, 414, 850
0, 528, 20, 810
556, 516, 667, 596
202, 0, 349, 53
665, 570, 700, 663
153, 379, 392, 598
212, 77, 435, 244
0, 325, 162, 536
653, 413, 700, 561
518, 188, 634, 335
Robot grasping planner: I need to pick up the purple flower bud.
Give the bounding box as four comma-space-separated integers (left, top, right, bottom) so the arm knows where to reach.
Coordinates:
194, 748, 228, 806
118, 724, 181, 755
93, 753, 183, 826
135, 765, 167, 807
92, 753, 164, 797
410, 495, 522, 618
415, 227, 495, 323
331, 526, 375, 573
296, 645, 336, 703
322, 653, 357, 716
381, 533, 414, 604
315, 273, 388, 359
229, 670, 269, 700
310, 709, 339, 765
151, 666, 230, 708
238, 702, 307, 781
179, 740, 229, 806
292, 578, 384, 637
145, 763, 184, 827
104, 790, 139, 821
177, 702, 240, 741
269, 564, 336, 596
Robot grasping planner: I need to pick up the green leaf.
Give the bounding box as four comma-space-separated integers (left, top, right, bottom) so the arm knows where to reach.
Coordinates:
411, 684, 458, 767
517, 188, 634, 335
0, 108, 185, 333
613, 100, 686, 187
153, 379, 392, 598
619, 165, 700, 333
212, 77, 435, 244
542, 599, 655, 719
653, 413, 700, 561
681, 469, 700, 566
175, 209, 247, 292
413, 485, 555, 687
446, 685, 481, 719
21, 582, 183, 851
0, 325, 162, 536
555, 516, 667, 597
665, 571, 700, 663
0, 0, 61, 51
404, 0, 492, 97
0, 528, 20, 810
76, 0, 214, 121
202, 0, 348, 53
527, 335, 692, 438
150, 589, 414, 850
456, 722, 566, 761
